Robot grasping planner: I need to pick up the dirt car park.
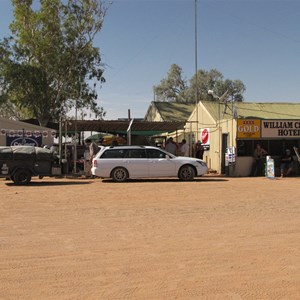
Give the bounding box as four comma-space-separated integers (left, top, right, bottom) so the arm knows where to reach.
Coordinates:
0, 175, 299, 299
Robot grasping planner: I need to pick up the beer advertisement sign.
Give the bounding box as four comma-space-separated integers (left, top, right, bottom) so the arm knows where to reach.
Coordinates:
237, 119, 261, 139
200, 128, 210, 150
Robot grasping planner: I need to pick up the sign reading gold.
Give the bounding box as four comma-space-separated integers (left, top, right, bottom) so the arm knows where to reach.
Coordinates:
237, 119, 261, 139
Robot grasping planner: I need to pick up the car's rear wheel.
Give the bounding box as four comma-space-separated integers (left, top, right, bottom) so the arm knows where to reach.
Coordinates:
178, 165, 195, 181
111, 167, 129, 182
13, 169, 32, 185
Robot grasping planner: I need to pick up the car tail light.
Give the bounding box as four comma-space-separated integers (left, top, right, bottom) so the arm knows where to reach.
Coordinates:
93, 160, 98, 167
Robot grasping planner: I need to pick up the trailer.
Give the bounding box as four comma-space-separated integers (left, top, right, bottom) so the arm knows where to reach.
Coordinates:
0, 146, 66, 185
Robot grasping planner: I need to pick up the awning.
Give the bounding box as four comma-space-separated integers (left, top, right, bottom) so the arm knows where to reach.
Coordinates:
64, 120, 185, 135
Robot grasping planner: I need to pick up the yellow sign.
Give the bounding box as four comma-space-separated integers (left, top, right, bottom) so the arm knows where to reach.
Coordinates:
237, 119, 261, 139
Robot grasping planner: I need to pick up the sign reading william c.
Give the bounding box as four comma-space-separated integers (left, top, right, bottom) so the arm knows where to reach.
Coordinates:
262, 120, 300, 138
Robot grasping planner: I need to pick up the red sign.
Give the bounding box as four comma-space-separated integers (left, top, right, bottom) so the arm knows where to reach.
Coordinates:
201, 128, 209, 144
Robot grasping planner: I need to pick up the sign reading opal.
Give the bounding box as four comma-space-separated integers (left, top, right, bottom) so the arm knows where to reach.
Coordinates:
262, 120, 300, 138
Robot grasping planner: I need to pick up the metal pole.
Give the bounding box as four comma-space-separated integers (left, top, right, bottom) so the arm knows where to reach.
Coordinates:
219, 100, 221, 174
194, 0, 199, 141
64, 119, 67, 159
73, 99, 78, 173
127, 118, 134, 146
58, 114, 62, 164
128, 109, 131, 146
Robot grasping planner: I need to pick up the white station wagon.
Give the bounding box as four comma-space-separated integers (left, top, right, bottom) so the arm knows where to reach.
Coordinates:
91, 145, 208, 182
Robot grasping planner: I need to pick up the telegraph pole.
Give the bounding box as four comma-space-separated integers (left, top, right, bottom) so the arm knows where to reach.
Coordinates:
194, 0, 199, 141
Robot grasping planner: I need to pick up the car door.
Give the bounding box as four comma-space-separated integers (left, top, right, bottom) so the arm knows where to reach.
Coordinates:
124, 149, 148, 178
146, 149, 176, 177
95, 148, 127, 177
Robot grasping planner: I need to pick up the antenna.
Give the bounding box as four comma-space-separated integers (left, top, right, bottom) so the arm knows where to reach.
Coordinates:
208, 89, 228, 103
221, 90, 229, 117
233, 106, 238, 119
219, 90, 229, 103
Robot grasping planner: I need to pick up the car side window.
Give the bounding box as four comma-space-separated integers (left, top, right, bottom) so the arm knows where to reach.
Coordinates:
125, 149, 146, 158
100, 149, 126, 159
146, 149, 167, 159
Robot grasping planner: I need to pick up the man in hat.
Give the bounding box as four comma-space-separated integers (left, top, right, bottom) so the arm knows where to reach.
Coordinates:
280, 149, 294, 177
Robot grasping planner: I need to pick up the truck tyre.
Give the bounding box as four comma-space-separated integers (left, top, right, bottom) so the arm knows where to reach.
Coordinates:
13, 169, 32, 185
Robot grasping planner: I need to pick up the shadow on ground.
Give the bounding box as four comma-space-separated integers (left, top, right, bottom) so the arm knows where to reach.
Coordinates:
5, 180, 93, 187
102, 177, 228, 183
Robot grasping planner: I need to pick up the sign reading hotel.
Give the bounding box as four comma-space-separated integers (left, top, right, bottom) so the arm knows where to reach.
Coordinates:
237, 119, 261, 139
262, 120, 300, 138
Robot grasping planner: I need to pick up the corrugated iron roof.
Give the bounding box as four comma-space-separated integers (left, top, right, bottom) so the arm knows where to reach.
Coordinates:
1, 117, 54, 131
65, 120, 186, 133
153, 102, 195, 121
202, 101, 300, 120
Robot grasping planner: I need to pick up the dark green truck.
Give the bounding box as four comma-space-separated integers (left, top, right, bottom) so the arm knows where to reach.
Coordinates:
0, 146, 65, 185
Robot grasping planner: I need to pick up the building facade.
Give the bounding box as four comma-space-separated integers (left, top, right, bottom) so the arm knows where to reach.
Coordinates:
145, 101, 300, 176
189, 101, 300, 176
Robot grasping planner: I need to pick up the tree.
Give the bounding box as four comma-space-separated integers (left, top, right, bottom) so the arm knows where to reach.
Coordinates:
153, 64, 188, 102
153, 66, 246, 103
188, 69, 224, 102
214, 79, 245, 102
0, 0, 108, 126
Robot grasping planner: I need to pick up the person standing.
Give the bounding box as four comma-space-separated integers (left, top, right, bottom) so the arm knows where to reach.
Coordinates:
180, 139, 189, 157
195, 141, 204, 159
280, 149, 294, 177
85, 139, 100, 164
252, 143, 267, 176
85, 139, 100, 177
165, 137, 177, 155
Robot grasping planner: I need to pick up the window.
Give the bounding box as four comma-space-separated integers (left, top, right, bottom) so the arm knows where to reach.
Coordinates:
237, 139, 300, 157
125, 149, 146, 158
237, 140, 253, 156
100, 149, 126, 159
146, 149, 167, 159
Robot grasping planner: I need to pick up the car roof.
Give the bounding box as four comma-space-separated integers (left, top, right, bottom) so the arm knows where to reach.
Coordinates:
104, 145, 157, 150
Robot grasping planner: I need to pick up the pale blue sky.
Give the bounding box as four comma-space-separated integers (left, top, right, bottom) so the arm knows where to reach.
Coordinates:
1, 0, 300, 119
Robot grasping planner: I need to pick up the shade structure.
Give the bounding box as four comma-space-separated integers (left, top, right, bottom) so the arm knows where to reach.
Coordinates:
85, 133, 106, 141
85, 133, 127, 146
65, 120, 185, 134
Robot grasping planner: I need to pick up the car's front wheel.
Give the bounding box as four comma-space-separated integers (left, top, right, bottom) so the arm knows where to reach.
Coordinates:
111, 167, 129, 182
178, 165, 195, 181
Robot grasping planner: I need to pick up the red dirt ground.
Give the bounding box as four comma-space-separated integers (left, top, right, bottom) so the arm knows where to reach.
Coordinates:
0, 176, 299, 299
